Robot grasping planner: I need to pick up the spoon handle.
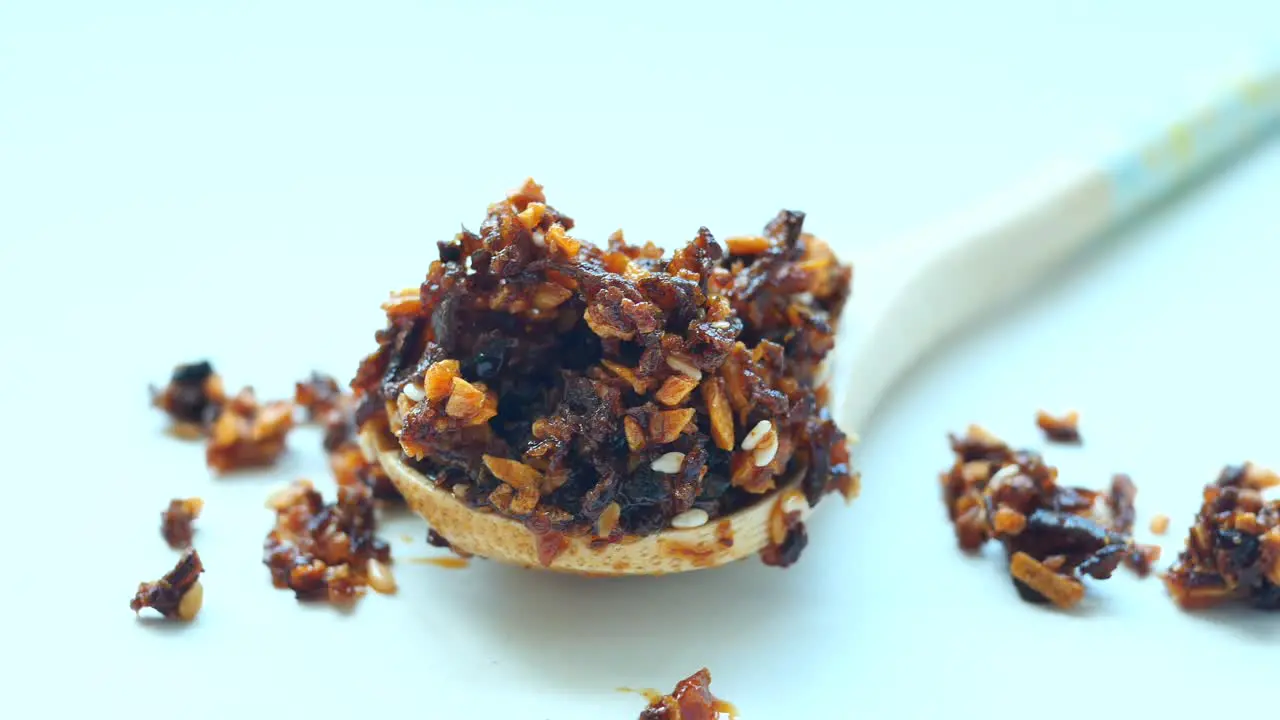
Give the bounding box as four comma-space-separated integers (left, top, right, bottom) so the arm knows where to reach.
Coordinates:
836, 59, 1280, 434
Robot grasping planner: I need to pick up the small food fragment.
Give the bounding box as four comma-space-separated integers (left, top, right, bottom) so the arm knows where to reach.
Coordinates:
131, 549, 204, 620
637, 668, 734, 720
1102, 473, 1160, 576
306, 372, 403, 501
1035, 409, 1081, 444
941, 425, 1133, 608
349, 181, 853, 568
761, 489, 809, 568
1106, 473, 1138, 535
1009, 551, 1085, 609
1163, 463, 1280, 610
328, 438, 401, 501
150, 360, 226, 437
206, 387, 295, 472
294, 371, 344, 422
262, 479, 392, 604
1125, 543, 1162, 578
161, 497, 204, 549
1150, 514, 1170, 535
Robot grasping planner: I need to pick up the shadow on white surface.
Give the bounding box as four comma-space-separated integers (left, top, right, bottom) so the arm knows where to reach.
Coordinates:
415, 544, 855, 691
1181, 604, 1277, 643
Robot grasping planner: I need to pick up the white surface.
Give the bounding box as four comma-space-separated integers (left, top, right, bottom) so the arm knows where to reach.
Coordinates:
2, 2, 1278, 718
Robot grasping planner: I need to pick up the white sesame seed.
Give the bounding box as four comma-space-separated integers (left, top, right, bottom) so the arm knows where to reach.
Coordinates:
665, 355, 702, 381
532, 231, 546, 247
794, 292, 814, 304
741, 420, 773, 451
402, 383, 425, 402
670, 508, 709, 529
990, 464, 1022, 485
752, 435, 779, 467
650, 452, 685, 474
709, 320, 731, 329
451, 483, 470, 499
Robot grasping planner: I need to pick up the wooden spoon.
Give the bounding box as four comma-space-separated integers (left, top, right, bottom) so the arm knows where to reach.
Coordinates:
368, 66, 1280, 574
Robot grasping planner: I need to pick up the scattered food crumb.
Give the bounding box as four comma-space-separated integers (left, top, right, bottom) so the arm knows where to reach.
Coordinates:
400, 534, 414, 543
942, 425, 1133, 609
207, 387, 295, 472
262, 479, 393, 603
161, 497, 204, 549
151, 361, 226, 437
1103, 472, 1160, 577
1106, 473, 1137, 535
329, 439, 401, 501
301, 370, 404, 501
636, 668, 735, 720
293, 371, 344, 422
1150, 514, 1171, 535
759, 489, 808, 568
1163, 463, 1280, 610
1124, 543, 1162, 578
1035, 409, 1081, 444
131, 549, 204, 621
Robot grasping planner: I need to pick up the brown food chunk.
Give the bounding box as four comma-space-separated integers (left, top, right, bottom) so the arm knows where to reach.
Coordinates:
161, 497, 204, 549
1163, 463, 1280, 610
1124, 543, 1162, 578
206, 387, 294, 472
349, 181, 853, 566
294, 371, 344, 422
329, 440, 401, 501
760, 489, 809, 568
1106, 473, 1138, 535
131, 549, 204, 620
262, 479, 392, 604
1035, 409, 1081, 444
637, 668, 732, 720
309, 375, 404, 501
941, 426, 1133, 608
150, 361, 226, 436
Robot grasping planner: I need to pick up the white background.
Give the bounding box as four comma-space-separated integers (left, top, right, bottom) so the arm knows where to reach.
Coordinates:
1, 2, 1277, 718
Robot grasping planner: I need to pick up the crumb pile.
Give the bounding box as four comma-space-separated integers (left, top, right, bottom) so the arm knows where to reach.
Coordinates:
350, 180, 854, 565
1164, 463, 1280, 610
942, 425, 1142, 609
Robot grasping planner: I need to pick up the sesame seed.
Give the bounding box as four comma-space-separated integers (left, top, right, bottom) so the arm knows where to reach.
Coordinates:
402, 383, 425, 402
741, 420, 773, 451
709, 320, 731, 329
990, 463, 1022, 485
650, 452, 685, 474
665, 355, 702, 381
752, 435, 778, 467
670, 508, 709, 529
532, 231, 546, 247
451, 483, 470, 499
